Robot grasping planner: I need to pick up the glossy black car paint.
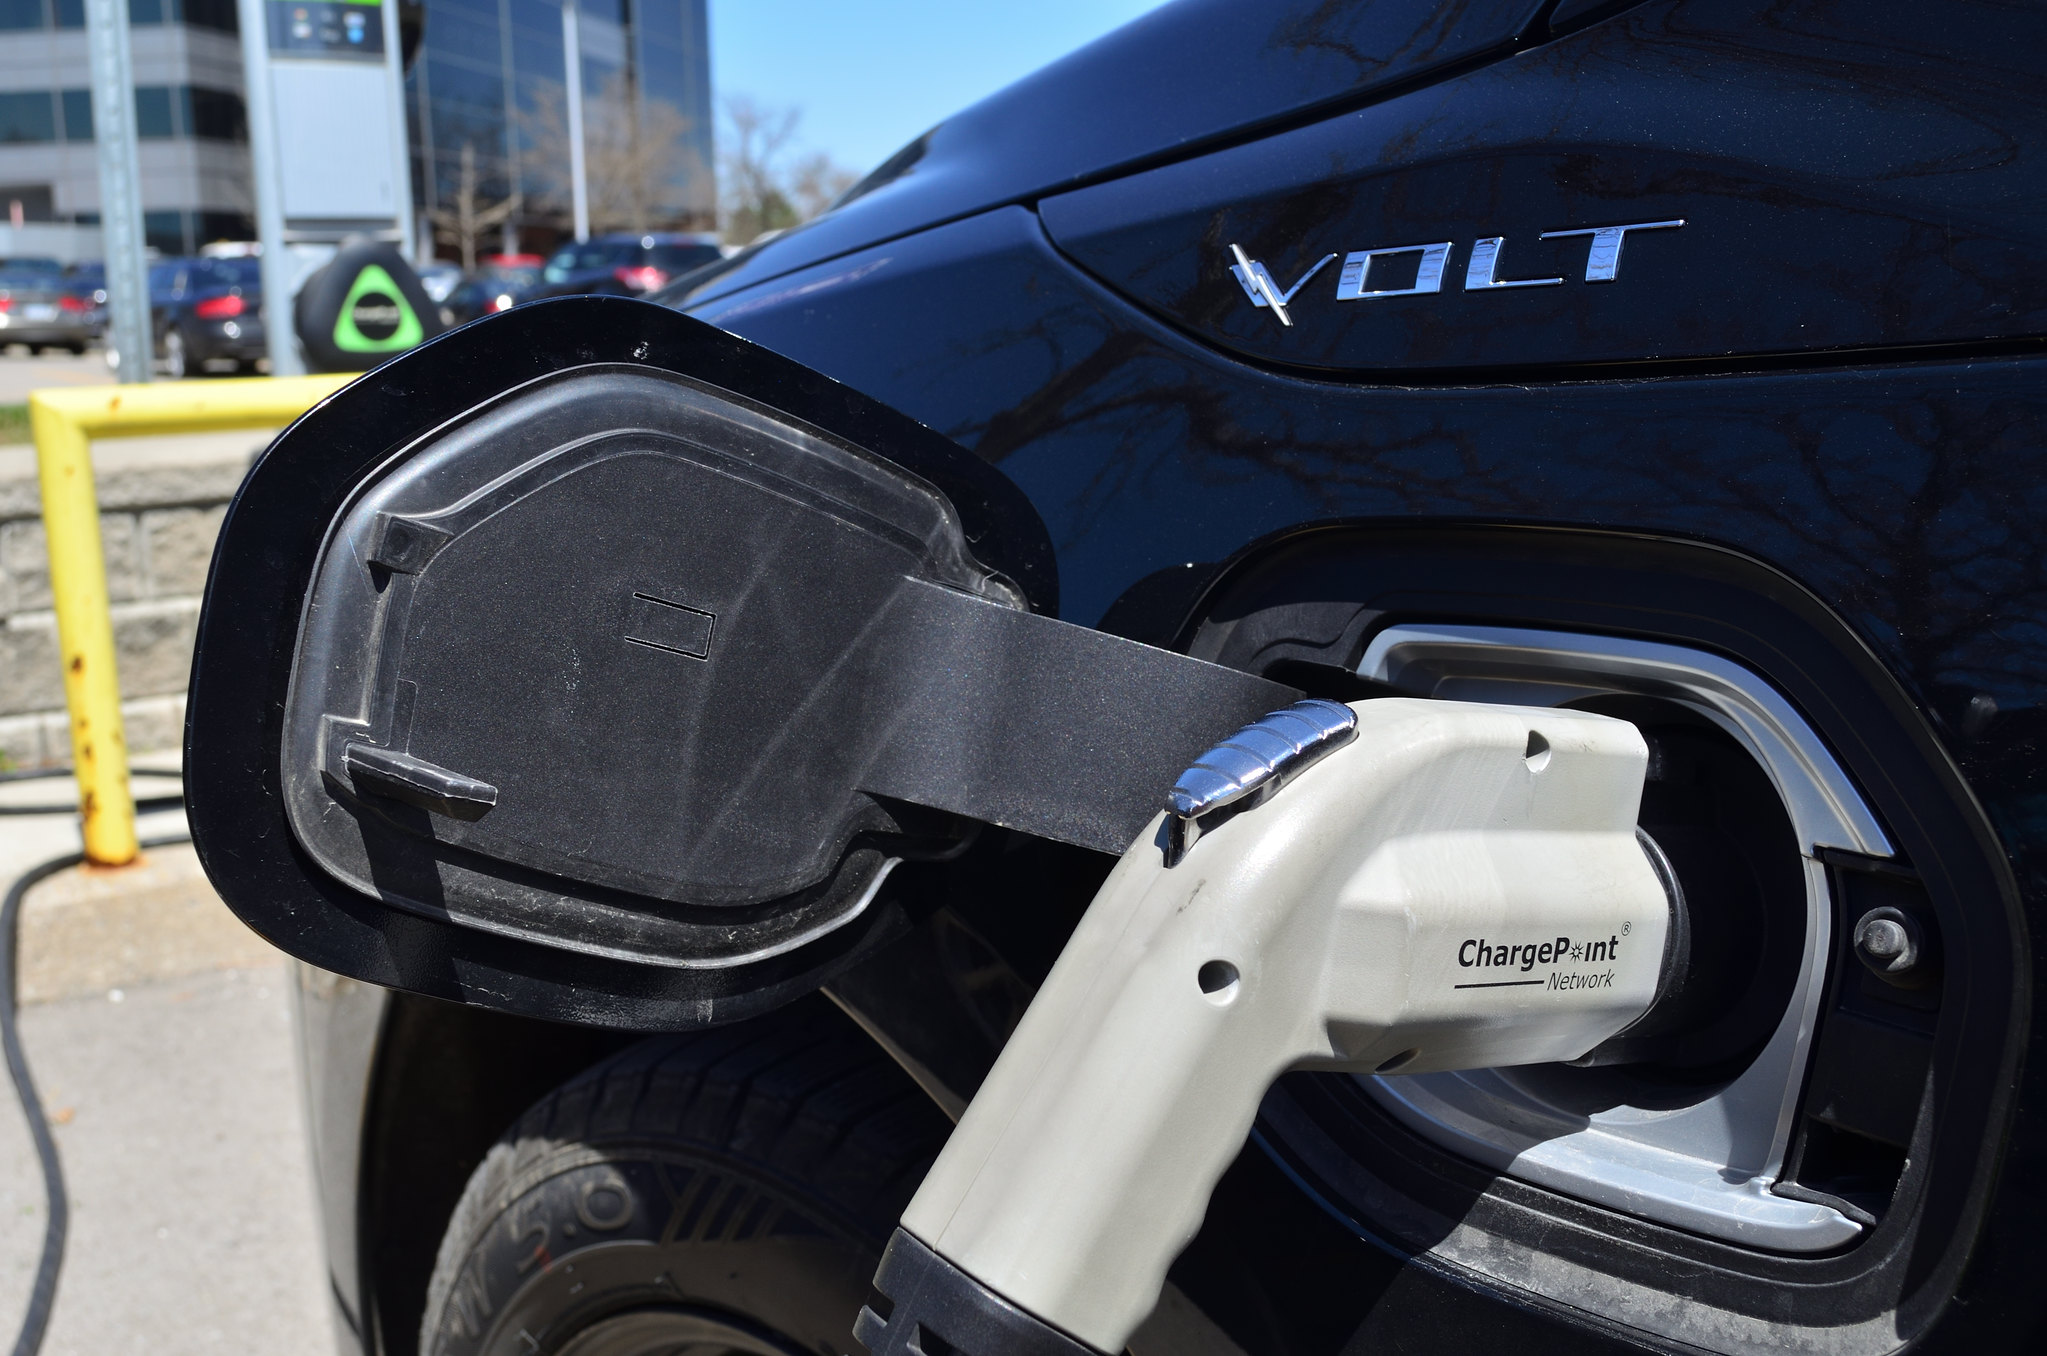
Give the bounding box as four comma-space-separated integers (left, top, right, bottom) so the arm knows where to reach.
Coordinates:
654, 0, 2046, 1351
1042, 0, 2047, 373
294, 0, 2045, 1352
687, 0, 1555, 306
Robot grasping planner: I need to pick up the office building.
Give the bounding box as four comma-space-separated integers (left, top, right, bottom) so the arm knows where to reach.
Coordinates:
0, 0, 712, 263
0, 0, 250, 258
411, 0, 715, 253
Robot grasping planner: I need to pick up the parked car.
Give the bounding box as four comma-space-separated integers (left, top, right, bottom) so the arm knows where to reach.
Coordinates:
184, 2, 2047, 1355
521, 232, 724, 301
148, 255, 264, 377
0, 268, 90, 353
62, 261, 106, 338
436, 253, 544, 326
416, 260, 464, 307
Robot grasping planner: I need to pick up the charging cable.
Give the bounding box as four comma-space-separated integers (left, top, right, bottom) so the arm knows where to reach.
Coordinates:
0, 767, 187, 1356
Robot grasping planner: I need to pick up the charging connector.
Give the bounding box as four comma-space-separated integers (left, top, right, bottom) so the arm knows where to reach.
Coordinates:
857, 698, 1678, 1356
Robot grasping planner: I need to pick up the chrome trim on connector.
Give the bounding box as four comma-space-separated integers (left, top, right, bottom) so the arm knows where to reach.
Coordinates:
1354, 623, 1878, 1253
1164, 698, 1356, 866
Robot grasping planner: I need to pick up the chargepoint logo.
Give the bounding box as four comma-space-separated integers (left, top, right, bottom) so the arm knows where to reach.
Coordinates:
1454, 931, 1627, 992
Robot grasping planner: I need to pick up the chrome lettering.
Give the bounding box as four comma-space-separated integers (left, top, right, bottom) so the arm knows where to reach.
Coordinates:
1334, 241, 1453, 301
1229, 244, 1337, 327
1463, 236, 1563, 290
1540, 219, 1685, 282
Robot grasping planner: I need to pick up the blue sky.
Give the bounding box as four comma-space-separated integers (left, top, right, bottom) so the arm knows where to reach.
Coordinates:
708, 0, 1169, 177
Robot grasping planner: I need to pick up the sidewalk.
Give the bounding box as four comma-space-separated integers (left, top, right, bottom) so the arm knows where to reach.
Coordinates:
0, 768, 329, 1354
0, 352, 113, 407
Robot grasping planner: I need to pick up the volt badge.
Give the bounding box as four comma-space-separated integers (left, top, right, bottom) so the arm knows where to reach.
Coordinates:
1230, 219, 1684, 330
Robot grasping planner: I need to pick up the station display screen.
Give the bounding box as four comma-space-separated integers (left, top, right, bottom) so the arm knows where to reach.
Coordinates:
267, 0, 386, 59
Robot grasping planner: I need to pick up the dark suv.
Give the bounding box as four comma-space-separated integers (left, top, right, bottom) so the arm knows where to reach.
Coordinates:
186, 3, 2047, 1355
520, 232, 726, 301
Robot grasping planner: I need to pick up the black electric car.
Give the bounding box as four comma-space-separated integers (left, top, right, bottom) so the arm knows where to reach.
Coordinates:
185, 2, 2046, 1354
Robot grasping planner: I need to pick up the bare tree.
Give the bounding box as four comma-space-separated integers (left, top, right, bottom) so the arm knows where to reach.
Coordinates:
427, 142, 522, 272
789, 149, 860, 220
520, 75, 711, 236
718, 95, 858, 245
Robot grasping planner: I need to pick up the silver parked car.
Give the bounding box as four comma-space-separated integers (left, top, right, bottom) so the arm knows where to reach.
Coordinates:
0, 269, 91, 354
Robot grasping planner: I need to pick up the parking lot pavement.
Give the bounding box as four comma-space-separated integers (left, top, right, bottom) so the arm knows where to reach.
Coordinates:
0, 781, 330, 1354
0, 350, 114, 406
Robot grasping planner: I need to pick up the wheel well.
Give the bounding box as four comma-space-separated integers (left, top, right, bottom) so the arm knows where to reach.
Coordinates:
358, 995, 640, 1356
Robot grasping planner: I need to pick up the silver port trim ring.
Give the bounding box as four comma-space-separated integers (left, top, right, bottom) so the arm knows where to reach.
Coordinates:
1354, 623, 1884, 1253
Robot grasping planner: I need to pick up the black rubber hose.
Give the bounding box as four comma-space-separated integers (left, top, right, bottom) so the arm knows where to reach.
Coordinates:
0, 797, 185, 818
0, 766, 182, 815
0, 849, 79, 1356
2, 823, 188, 1356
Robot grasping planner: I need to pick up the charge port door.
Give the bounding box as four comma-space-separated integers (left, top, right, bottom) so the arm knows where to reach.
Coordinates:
185, 297, 1296, 1029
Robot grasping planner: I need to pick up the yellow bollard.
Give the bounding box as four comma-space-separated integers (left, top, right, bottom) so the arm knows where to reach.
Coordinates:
27, 374, 353, 864
29, 396, 137, 864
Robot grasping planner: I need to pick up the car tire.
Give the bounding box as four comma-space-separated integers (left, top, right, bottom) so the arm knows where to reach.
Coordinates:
63, 342, 84, 356
161, 327, 187, 380
418, 1000, 950, 1356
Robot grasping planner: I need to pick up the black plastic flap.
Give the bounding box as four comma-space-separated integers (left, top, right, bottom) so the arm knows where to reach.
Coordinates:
186, 298, 1293, 1029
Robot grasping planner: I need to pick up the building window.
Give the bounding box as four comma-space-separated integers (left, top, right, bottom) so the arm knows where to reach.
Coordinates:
186, 87, 246, 141
142, 208, 187, 256
0, 92, 57, 143
133, 85, 175, 138
59, 89, 91, 141
46, 85, 244, 142
196, 209, 252, 244
178, 0, 236, 34
0, 0, 233, 28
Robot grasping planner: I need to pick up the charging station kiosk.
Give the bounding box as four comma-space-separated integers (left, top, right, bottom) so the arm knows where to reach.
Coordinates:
237, 0, 418, 373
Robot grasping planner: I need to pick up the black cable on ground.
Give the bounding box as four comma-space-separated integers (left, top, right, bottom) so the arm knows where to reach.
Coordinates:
2, 820, 188, 1356
0, 797, 185, 818
0, 766, 185, 816
0, 849, 79, 1356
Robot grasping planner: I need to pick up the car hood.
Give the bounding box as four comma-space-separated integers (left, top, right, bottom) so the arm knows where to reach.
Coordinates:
675, 0, 1546, 307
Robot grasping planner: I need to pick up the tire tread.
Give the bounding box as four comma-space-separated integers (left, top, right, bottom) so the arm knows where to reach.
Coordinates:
420, 1000, 948, 1355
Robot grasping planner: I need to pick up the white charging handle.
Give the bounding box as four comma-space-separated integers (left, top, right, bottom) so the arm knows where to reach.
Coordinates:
869, 697, 1673, 1356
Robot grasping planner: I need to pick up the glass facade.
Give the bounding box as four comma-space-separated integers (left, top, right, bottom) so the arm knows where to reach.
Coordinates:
410, 0, 714, 254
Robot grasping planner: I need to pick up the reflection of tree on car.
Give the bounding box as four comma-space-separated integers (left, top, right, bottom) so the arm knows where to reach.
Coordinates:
520, 233, 724, 302
147, 256, 265, 378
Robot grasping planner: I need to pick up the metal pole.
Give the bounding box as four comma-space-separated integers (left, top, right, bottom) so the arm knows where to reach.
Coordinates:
380, 0, 416, 262
563, 1, 589, 242
238, 0, 303, 376
83, 0, 150, 385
